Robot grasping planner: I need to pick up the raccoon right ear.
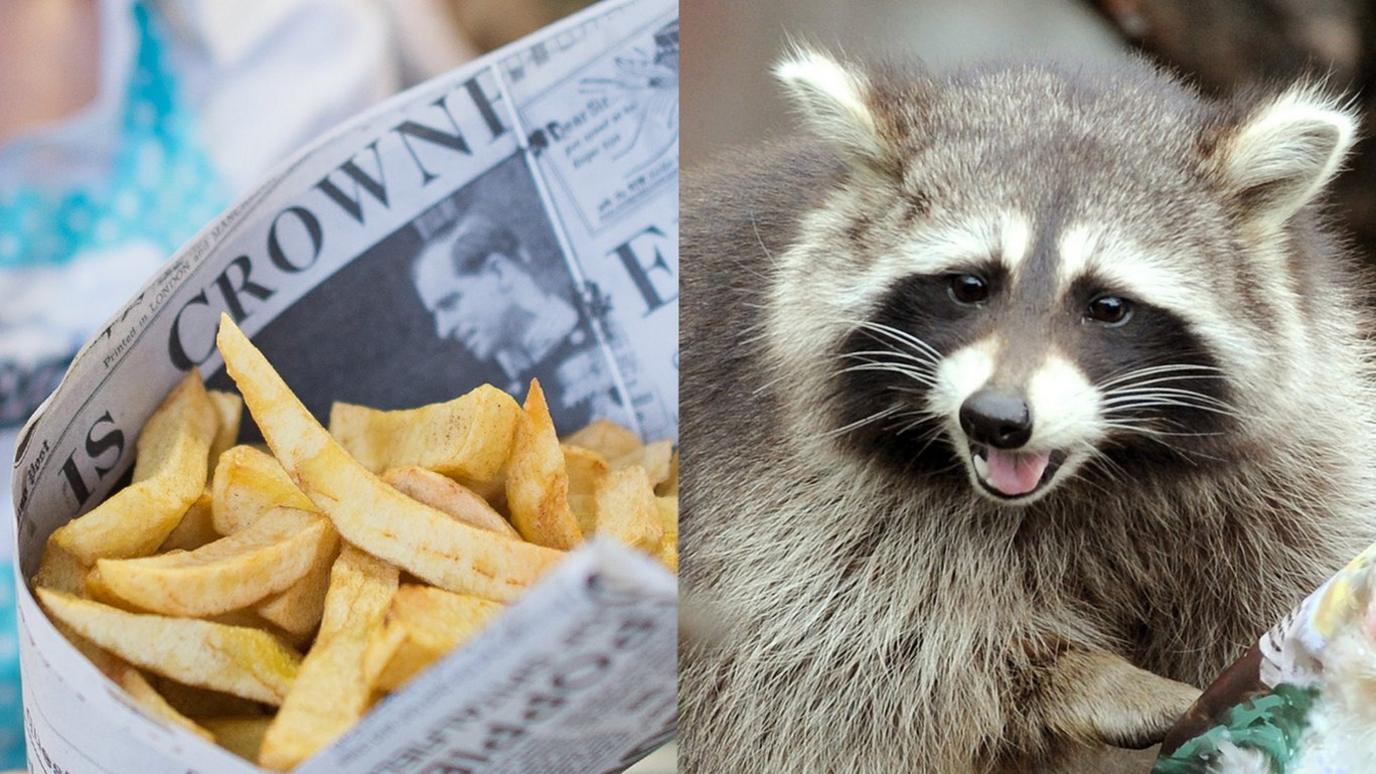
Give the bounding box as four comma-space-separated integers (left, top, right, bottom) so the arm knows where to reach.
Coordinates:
1211, 85, 1358, 228
774, 47, 908, 177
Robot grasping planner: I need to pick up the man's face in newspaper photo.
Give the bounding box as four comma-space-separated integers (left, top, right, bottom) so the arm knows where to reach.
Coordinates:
412, 214, 578, 371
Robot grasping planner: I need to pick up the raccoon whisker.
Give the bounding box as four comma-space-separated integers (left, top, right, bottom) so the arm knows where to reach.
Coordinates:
890, 412, 941, 436
845, 320, 943, 363
1102, 398, 1239, 418
748, 209, 777, 267
1102, 374, 1230, 392
1103, 400, 1240, 420
841, 348, 940, 367
751, 371, 794, 397
886, 384, 937, 402
821, 404, 906, 439
1098, 423, 1225, 439
837, 362, 939, 387
1102, 388, 1239, 410
1077, 453, 1129, 500
840, 349, 941, 374
1097, 421, 1228, 464
1103, 388, 1237, 410
1096, 363, 1226, 390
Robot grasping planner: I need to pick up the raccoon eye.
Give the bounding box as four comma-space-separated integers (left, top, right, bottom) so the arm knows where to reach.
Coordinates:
948, 274, 989, 305
1085, 295, 1133, 326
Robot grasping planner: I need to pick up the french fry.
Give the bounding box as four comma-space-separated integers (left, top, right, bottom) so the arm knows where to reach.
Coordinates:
203, 716, 272, 762
83, 565, 124, 608
505, 379, 583, 549
656, 495, 679, 571
258, 547, 398, 770
150, 676, 270, 719
328, 385, 521, 482
364, 585, 501, 692
563, 444, 609, 536
118, 664, 215, 740
382, 466, 518, 537
563, 418, 643, 460
33, 539, 88, 596
53, 373, 218, 564
208, 390, 244, 467
659, 449, 679, 497
94, 507, 336, 616
217, 315, 564, 602
158, 488, 217, 552
593, 466, 663, 552
256, 540, 340, 637
612, 439, 674, 489
211, 445, 315, 535
36, 589, 301, 705
58, 623, 214, 740
657, 540, 678, 572
657, 495, 678, 542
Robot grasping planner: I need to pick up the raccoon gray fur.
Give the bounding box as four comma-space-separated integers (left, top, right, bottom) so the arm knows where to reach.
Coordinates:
679, 49, 1376, 773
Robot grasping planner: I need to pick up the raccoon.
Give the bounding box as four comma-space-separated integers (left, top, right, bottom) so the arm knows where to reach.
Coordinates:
679, 49, 1376, 772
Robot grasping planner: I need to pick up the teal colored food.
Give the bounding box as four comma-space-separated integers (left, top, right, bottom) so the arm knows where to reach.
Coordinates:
1153, 684, 1318, 774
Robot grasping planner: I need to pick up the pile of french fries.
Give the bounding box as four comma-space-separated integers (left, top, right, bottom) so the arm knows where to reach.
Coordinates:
31, 314, 677, 770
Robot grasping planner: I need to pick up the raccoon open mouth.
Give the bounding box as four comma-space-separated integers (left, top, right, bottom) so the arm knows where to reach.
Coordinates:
970, 446, 1068, 500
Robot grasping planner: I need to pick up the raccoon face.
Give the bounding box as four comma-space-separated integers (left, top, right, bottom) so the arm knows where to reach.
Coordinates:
769, 50, 1357, 506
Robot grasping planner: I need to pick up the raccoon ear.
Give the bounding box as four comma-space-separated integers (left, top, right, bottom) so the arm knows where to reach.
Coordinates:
1212, 86, 1358, 227
774, 47, 903, 176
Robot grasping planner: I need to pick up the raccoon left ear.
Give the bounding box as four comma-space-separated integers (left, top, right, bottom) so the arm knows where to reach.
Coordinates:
774, 46, 908, 177
1211, 86, 1358, 228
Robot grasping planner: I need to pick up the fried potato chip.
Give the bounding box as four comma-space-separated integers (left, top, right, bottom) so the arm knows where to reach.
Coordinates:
33, 538, 88, 596
612, 439, 674, 489
95, 507, 336, 617
53, 373, 218, 564
158, 488, 217, 552
203, 716, 272, 762
364, 585, 501, 692
209, 390, 244, 467
211, 445, 316, 535
563, 444, 609, 536
659, 449, 679, 497
382, 466, 517, 537
36, 589, 300, 704
329, 385, 520, 482
258, 546, 398, 770
217, 315, 564, 602
563, 418, 643, 460
505, 379, 582, 549
256, 539, 340, 637
594, 466, 663, 552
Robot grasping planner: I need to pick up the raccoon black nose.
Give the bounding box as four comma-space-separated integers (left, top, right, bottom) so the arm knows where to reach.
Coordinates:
960, 389, 1032, 449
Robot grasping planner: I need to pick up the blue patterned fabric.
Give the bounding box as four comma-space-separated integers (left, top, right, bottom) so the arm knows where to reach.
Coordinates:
0, 2, 225, 269
0, 2, 229, 768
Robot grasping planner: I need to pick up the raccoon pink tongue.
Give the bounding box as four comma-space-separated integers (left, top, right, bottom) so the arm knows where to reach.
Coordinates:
983, 450, 1051, 496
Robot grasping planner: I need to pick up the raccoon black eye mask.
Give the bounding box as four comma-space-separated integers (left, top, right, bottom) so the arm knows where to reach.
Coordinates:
832, 257, 1228, 504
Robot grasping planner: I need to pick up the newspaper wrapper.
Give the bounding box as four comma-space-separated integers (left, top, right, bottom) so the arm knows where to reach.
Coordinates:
1154, 544, 1376, 773
8, 0, 679, 771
